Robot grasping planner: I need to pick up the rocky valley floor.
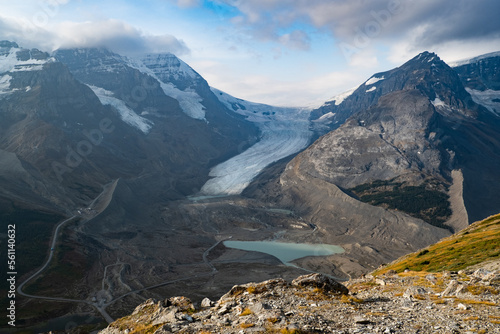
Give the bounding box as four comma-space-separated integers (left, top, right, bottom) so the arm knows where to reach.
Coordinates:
99, 262, 500, 334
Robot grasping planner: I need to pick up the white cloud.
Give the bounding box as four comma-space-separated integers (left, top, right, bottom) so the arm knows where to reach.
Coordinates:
279, 30, 311, 51
55, 20, 190, 55
220, 0, 500, 57
0, 16, 190, 56
177, 0, 200, 8
195, 56, 365, 106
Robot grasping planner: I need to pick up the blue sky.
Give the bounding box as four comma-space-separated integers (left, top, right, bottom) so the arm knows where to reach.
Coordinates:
1, 0, 499, 106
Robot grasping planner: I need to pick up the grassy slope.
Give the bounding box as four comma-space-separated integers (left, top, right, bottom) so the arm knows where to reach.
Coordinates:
374, 213, 500, 275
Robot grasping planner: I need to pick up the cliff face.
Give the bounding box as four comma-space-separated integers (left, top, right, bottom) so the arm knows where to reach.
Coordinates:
298, 90, 444, 189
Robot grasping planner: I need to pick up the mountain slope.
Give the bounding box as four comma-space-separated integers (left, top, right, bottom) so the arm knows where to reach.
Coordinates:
453, 51, 500, 116
375, 213, 500, 274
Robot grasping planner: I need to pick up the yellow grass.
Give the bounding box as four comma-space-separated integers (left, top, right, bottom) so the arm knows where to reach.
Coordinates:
374, 214, 500, 275
240, 308, 253, 316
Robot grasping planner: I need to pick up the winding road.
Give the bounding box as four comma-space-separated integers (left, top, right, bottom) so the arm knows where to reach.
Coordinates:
17, 215, 76, 297
16, 199, 228, 326
16, 214, 115, 323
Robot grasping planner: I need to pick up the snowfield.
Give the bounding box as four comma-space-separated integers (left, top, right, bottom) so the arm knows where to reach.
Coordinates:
200, 88, 313, 195
87, 85, 154, 133
431, 97, 447, 108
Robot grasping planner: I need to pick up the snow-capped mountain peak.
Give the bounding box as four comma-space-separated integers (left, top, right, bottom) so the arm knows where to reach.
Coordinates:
140, 53, 200, 81
0, 40, 53, 74
0, 41, 54, 98
127, 54, 207, 120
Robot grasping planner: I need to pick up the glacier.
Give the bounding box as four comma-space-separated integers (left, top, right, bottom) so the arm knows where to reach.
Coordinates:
466, 88, 500, 116
200, 88, 313, 195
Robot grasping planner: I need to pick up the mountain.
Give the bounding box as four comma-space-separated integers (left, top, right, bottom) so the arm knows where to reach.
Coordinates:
0, 41, 263, 329
246, 51, 500, 279
0, 42, 259, 212
311, 52, 477, 132
452, 51, 500, 116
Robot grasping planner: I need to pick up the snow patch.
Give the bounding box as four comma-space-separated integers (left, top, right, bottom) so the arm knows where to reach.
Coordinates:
466, 88, 500, 116
160, 82, 206, 120
365, 76, 385, 85
317, 112, 336, 121
431, 97, 447, 108
0, 74, 12, 98
366, 86, 376, 93
330, 86, 358, 106
88, 85, 154, 133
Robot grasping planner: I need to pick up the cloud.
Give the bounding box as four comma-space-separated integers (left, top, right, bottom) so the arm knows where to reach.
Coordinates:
279, 30, 311, 51
195, 57, 365, 106
220, 0, 500, 54
55, 20, 190, 55
176, 0, 200, 8
0, 17, 190, 56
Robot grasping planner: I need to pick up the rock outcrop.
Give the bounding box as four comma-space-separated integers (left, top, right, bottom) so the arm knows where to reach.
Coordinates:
99, 264, 500, 334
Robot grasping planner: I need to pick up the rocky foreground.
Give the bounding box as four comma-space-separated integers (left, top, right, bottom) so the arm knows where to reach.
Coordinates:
99, 264, 500, 334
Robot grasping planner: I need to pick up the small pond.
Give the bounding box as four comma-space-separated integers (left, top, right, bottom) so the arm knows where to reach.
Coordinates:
223, 240, 344, 265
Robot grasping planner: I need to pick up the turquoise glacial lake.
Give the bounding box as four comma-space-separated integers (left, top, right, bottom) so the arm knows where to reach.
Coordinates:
223, 240, 344, 265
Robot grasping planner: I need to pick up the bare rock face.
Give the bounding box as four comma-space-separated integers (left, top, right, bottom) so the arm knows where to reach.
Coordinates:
299, 89, 446, 189
291, 273, 349, 295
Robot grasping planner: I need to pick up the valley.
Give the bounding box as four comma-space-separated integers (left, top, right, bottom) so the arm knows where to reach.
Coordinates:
0, 41, 499, 333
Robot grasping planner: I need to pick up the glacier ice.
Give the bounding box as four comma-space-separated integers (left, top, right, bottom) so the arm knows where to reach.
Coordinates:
466, 88, 500, 116
200, 88, 312, 195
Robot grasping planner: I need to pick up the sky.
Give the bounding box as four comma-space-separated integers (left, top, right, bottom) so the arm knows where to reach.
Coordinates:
1, 0, 499, 107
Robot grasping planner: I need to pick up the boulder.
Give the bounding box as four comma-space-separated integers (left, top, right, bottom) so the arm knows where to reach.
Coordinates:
291, 273, 349, 295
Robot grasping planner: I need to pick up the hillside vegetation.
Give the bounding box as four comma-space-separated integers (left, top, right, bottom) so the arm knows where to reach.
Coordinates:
374, 213, 500, 274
